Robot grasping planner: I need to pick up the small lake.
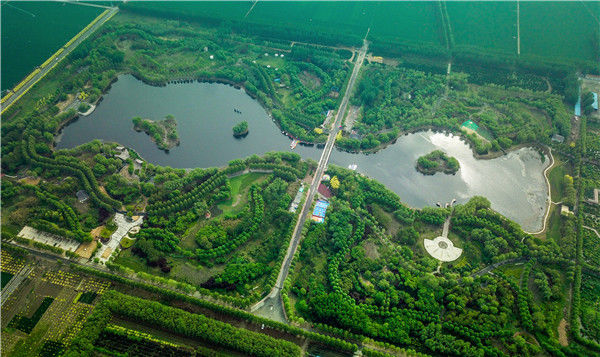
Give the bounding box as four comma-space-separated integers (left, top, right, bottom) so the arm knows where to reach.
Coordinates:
56, 75, 549, 232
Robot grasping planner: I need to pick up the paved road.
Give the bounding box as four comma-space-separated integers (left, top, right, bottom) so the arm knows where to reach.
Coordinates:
1, 7, 118, 113
1, 265, 33, 307
97, 213, 143, 263
252, 40, 369, 317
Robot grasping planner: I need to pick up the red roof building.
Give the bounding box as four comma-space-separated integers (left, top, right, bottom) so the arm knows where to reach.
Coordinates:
318, 183, 332, 199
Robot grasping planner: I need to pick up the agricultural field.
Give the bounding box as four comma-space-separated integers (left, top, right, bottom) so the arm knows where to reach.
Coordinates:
446, 1, 517, 55
1, 2, 102, 92
520, 1, 600, 64
1, 249, 110, 357
122, 1, 598, 67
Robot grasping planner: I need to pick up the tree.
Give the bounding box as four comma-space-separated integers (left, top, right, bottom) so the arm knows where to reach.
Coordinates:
330, 176, 340, 189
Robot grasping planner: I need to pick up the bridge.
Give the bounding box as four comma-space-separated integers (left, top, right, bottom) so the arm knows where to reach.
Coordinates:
251, 39, 369, 320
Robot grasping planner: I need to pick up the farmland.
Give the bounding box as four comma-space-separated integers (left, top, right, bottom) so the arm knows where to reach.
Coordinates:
1, 2, 102, 92
122, 1, 599, 67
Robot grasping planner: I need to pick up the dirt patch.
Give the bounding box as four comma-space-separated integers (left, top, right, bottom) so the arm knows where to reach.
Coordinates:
363, 240, 380, 260
75, 239, 97, 259
18, 177, 40, 186
98, 186, 109, 196
558, 318, 568, 346
101, 247, 112, 260
231, 194, 242, 207
90, 225, 105, 239
299, 71, 321, 90
56, 93, 75, 112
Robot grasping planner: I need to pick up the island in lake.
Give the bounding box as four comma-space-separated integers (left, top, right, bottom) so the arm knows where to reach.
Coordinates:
232, 121, 249, 138
132, 115, 179, 151
416, 150, 460, 175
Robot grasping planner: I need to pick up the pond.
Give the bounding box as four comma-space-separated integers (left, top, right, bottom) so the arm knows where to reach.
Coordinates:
56, 75, 550, 232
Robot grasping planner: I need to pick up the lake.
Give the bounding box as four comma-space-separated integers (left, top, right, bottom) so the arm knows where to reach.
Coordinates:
56, 75, 550, 232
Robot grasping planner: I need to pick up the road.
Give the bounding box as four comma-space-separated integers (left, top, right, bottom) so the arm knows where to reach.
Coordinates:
252, 39, 369, 318
1, 6, 118, 114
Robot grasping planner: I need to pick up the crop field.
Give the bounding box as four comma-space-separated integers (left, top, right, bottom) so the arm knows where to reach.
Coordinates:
122, 1, 597, 66
0, 2, 102, 92
520, 1, 599, 63
1, 250, 110, 357
446, 1, 517, 54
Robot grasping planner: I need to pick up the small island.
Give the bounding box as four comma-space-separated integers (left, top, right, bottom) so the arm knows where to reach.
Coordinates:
416, 150, 460, 175
232, 121, 249, 138
132, 115, 180, 151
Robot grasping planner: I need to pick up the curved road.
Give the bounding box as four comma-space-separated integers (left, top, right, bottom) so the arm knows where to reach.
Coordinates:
252, 39, 369, 318
1, 7, 118, 114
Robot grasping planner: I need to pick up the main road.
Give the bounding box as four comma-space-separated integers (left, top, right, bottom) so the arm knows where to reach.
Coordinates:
1, 6, 118, 114
252, 39, 369, 319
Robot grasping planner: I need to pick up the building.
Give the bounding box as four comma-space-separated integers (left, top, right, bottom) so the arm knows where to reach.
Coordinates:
371, 56, 384, 64
317, 183, 332, 199
551, 134, 565, 143
76, 190, 89, 203
561, 205, 574, 216
311, 200, 330, 223
593, 92, 598, 110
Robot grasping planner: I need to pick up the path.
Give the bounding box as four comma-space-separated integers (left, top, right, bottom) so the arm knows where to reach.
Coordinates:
251, 38, 369, 319
1, 7, 118, 114
96, 213, 143, 263
583, 225, 600, 239
516, 0, 521, 56
524, 147, 555, 235
1, 265, 33, 307
470, 257, 527, 278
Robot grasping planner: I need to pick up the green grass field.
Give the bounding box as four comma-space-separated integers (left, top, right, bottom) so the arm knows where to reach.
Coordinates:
217, 173, 267, 214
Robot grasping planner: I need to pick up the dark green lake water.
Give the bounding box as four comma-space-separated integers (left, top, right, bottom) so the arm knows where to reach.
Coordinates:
1, 2, 102, 92
56, 75, 549, 232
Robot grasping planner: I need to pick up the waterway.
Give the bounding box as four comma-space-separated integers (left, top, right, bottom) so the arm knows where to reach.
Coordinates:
56, 75, 549, 232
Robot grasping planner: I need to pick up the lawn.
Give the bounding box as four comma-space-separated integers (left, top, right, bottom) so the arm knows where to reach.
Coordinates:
548, 160, 568, 203
217, 173, 268, 215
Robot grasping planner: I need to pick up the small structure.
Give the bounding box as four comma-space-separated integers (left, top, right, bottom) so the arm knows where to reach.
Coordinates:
371, 56, 384, 64
551, 134, 565, 143
275, 53, 279, 57
461, 119, 479, 132
574, 95, 581, 117
561, 205, 574, 216
317, 183, 332, 199
115, 148, 130, 161
76, 190, 89, 203
134, 159, 143, 165
209, 55, 214, 60
280, 54, 284, 58
115, 146, 124, 151
592, 92, 598, 110
423, 236, 462, 262
311, 199, 330, 223
322, 174, 331, 181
